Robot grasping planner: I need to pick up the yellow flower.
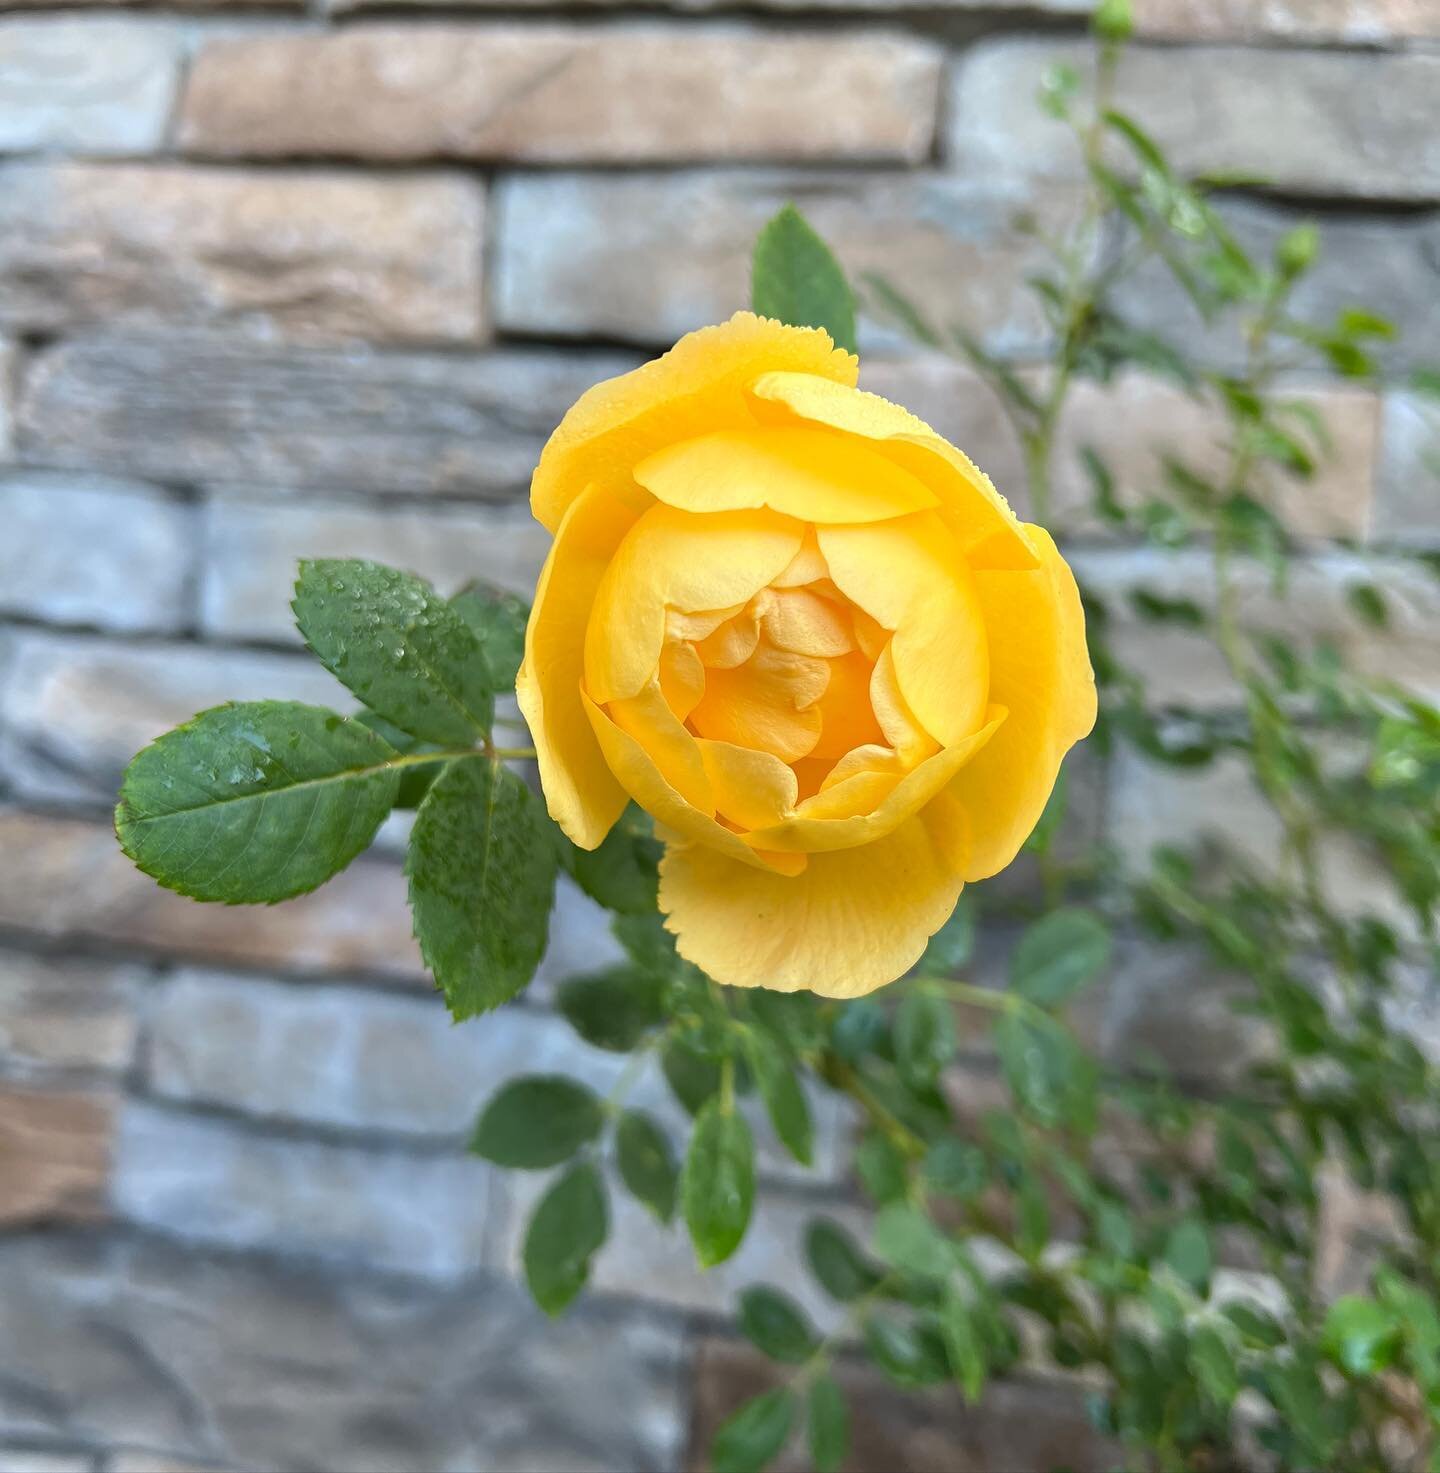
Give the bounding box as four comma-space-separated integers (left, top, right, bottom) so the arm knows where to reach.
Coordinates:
517, 312, 1096, 997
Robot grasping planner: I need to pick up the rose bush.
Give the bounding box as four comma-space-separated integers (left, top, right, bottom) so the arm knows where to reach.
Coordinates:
517, 310, 1096, 996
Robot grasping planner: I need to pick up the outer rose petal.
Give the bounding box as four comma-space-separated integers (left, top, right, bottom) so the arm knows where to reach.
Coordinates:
948, 524, 1098, 880
659, 790, 971, 997
517, 483, 643, 849
531, 313, 857, 533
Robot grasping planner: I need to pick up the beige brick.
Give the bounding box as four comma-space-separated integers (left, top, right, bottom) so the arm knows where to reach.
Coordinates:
1134, 0, 1440, 44
0, 1084, 114, 1224
0, 808, 423, 980
18, 336, 636, 498
0, 163, 484, 346
0, 19, 180, 154
0, 473, 193, 635
1376, 389, 1440, 546
179, 25, 941, 165
0, 950, 141, 1078
494, 170, 1084, 355
948, 39, 1440, 202
199, 492, 548, 643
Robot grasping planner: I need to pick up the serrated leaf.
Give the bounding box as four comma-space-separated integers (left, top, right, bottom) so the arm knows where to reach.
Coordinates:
940, 1283, 987, 1403
745, 1030, 813, 1166
805, 1217, 883, 1303
407, 758, 557, 1019
739, 1286, 818, 1364
557, 965, 666, 1052
1010, 908, 1113, 1007
751, 204, 857, 354
807, 1375, 849, 1473
115, 701, 400, 904
615, 1109, 677, 1224
293, 558, 492, 744
712, 1388, 795, 1473
523, 1162, 608, 1317
874, 1202, 955, 1280
682, 1099, 755, 1268
565, 804, 662, 915
450, 584, 528, 690
354, 710, 444, 808
471, 1076, 603, 1168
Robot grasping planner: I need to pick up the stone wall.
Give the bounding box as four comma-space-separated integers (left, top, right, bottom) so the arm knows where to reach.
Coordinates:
0, 3, 1436, 1469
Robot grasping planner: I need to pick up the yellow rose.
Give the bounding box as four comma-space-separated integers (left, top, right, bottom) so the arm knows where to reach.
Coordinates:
517, 313, 1096, 997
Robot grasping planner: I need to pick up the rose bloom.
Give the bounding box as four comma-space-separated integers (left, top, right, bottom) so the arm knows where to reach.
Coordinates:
517, 313, 1096, 997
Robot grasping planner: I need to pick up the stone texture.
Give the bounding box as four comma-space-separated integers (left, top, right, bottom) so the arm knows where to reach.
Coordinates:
0, 809, 423, 981
1376, 390, 1440, 546
1133, 0, 1440, 45
0, 19, 180, 155
0, 163, 484, 346
198, 492, 549, 643
1113, 199, 1440, 379
18, 336, 637, 498
113, 1102, 493, 1278
0, 950, 141, 1079
687, 1338, 1123, 1473
493, 170, 1085, 355
0, 1086, 114, 1225
949, 39, 1440, 202
179, 25, 941, 165
0, 474, 193, 635
0, 629, 343, 805
0, 1452, 93, 1473
861, 357, 1378, 541
0, 1231, 686, 1470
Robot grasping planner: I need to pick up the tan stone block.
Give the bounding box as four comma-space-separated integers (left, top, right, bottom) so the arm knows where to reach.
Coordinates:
0, 163, 484, 345
179, 25, 940, 164
1134, 0, 1440, 44
0, 949, 141, 1077
0, 1084, 114, 1224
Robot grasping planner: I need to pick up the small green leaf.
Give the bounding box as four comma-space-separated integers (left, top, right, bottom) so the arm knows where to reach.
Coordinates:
863, 1315, 949, 1388
1325, 1296, 1402, 1377
1190, 1323, 1239, 1407
612, 910, 678, 978
1346, 582, 1389, 629
557, 965, 666, 1052
873, 1202, 955, 1280
682, 1099, 755, 1268
940, 1283, 987, 1403
1223, 1301, 1285, 1347
745, 1030, 813, 1166
806, 1375, 849, 1473
1163, 1217, 1212, 1296
523, 1162, 608, 1316
407, 758, 558, 1019
471, 1076, 603, 1169
293, 559, 493, 744
1092, 0, 1133, 41
805, 1218, 883, 1303
615, 1109, 677, 1224
855, 1130, 909, 1205
711, 1388, 795, 1473
921, 1139, 989, 1201
1275, 222, 1320, 279
116, 701, 400, 904
662, 1039, 723, 1117
1010, 907, 1112, 1007
994, 1011, 1095, 1129
894, 991, 957, 1088
739, 1286, 818, 1364
751, 204, 857, 354
565, 805, 662, 915
449, 584, 528, 690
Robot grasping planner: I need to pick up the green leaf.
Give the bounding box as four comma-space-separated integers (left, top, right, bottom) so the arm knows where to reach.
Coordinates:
615, 1109, 677, 1224
805, 1217, 883, 1303
751, 204, 857, 354
920, 896, 975, 973
1010, 908, 1112, 1007
1190, 1324, 1239, 1408
523, 1161, 608, 1317
711, 1389, 795, 1473
612, 910, 678, 978
682, 1099, 755, 1268
855, 1130, 909, 1205
940, 1283, 987, 1403
354, 711, 444, 808
293, 559, 493, 744
449, 584, 528, 690
994, 1011, 1095, 1129
744, 1030, 813, 1166
921, 1139, 988, 1201
1163, 1217, 1212, 1296
739, 1286, 819, 1364
471, 1076, 603, 1168
1324, 1296, 1402, 1377
873, 1202, 955, 1280
863, 1315, 949, 1388
1275, 222, 1320, 279
1223, 1301, 1285, 1347
1092, 0, 1133, 41
557, 965, 666, 1052
116, 701, 400, 904
407, 758, 557, 1019
806, 1375, 849, 1473
662, 1039, 723, 1116
1346, 582, 1389, 629
565, 805, 662, 915
894, 991, 957, 1088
